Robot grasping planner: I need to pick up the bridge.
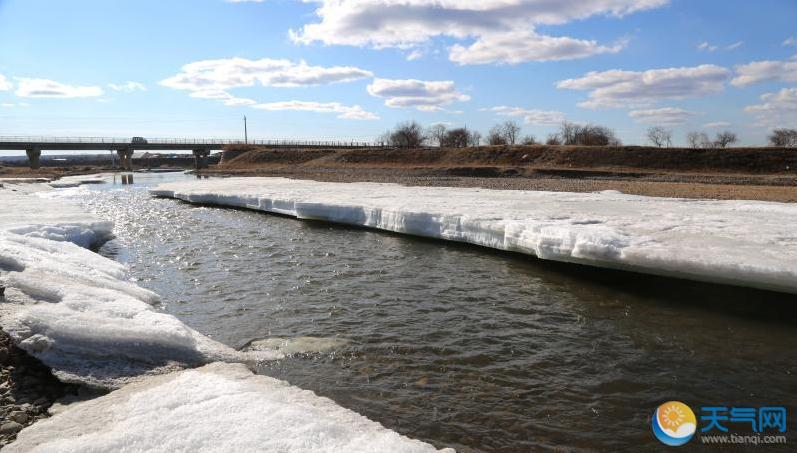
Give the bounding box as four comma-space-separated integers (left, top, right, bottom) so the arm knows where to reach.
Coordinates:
0, 136, 382, 170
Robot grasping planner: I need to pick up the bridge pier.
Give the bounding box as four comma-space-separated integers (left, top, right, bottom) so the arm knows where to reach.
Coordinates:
25, 149, 41, 169
116, 149, 134, 171
193, 149, 211, 170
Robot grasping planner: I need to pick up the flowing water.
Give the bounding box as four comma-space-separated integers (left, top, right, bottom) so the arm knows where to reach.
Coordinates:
55, 173, 796, 452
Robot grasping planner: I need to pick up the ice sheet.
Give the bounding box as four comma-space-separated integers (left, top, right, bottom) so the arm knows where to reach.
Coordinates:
7, 362, 450, 453
151, 177, 797, 294
0, 187, 278, 388
0, 183, 113, 248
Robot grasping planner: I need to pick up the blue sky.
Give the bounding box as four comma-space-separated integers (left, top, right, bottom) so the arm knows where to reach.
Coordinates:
0, 0, 796, 147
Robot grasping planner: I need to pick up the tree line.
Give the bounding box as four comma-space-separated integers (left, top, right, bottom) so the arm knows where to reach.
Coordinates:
379, 120, 622, 148
378, 120, 797, 149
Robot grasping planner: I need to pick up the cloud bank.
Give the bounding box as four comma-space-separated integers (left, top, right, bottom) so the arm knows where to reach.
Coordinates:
290, 0, 669, 64
557, 65, 729, 108
15, 78, 104, 98
367, 78, 470, 111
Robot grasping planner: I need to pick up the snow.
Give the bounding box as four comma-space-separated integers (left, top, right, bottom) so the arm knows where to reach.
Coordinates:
152, 177, 797, 294
47, 174, 111, 188
0, 183, 113, 248
0, 186, 278, 388
7, 362, 450, 453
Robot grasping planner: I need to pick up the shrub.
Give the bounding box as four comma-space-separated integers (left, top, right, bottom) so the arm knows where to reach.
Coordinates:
768, 128, 797, 147
553, 121, 620, 146
713, 131, 738, 148
440, 128, 470, 148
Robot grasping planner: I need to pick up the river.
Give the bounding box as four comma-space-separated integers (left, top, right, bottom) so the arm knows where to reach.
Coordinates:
50, 172, 796, 452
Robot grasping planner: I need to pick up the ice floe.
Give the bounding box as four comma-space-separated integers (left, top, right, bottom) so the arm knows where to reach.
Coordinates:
151, 177, 797, 294
0, 183, 112, 248
7, 362, 450, 453
244, 336, 351, 355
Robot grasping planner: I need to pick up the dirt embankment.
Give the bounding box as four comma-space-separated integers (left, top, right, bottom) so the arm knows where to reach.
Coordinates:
219, 145, 797, 175
210, 145, 797, 202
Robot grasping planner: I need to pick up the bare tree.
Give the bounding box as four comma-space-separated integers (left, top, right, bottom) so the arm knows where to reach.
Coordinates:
713, 130, 738, 148
388, 121, 426, 148
646, 126, 672, 148
686, 131, 711, 149
468, 130, 482, 147
488, 125, 508, 145
768, 128, 797, 147
487, 121, 522, 145
440, 128, 470, 148
501, 121, 521, 145
545, 134, 562, 145
521, 135, 537, 145
377, 130, 393, 147
556, 121, 619, 146
558, 121, 577, 145
427, 124, 448, 148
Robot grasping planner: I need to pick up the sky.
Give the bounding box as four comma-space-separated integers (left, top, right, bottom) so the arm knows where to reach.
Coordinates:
0, 0, 796, 148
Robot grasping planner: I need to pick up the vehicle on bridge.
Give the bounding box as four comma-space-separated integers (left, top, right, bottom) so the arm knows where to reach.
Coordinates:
131, 136, 148, 144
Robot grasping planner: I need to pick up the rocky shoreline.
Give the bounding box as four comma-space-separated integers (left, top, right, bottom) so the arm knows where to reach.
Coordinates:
0, 329, 78, 447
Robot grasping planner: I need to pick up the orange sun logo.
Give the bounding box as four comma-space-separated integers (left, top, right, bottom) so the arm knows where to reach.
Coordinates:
661, 403, 686, 429
652, 401, 697, 446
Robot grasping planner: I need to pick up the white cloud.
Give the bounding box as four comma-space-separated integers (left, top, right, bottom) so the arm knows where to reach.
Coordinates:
726, 41, 743, 51
449, 30, 624, 65
406, 50, 424, 61
783, 37, 797, 47
0, 74, 12, 91
290, 0, 669, 64
557, 64, 729, 109
367, 78, 469, 111
188, 89, 257, 107
161, 57, 373, 110
697, 42, 717, 52
731, 55, 797, 87
226, 0, 264, 2
697, 41, 741, 52
703, 121, 731, 129
483, 106, 565, 125
161, 58, 372, 92
253, 101, 379, 120
628, 107, 700, 125
108, 81, 147, 92
15, 78, 103, 98
744, 88, 797, 128
1, 103, 15, 107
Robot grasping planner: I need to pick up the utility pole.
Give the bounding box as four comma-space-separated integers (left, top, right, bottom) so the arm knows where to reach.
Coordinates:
243, 115, 248, 144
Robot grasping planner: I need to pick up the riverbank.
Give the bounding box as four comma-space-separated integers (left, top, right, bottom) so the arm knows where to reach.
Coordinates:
204, 145, 797, 202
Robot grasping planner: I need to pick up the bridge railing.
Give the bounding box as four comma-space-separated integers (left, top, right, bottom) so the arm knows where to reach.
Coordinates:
0, 136, 383, 148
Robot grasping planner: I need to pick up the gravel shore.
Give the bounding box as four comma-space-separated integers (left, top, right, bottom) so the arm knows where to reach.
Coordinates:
199, 167, 797, 203
0, 330, 78, 446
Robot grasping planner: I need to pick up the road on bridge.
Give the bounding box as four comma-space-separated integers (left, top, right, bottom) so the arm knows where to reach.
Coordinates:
0, 136, 382, 170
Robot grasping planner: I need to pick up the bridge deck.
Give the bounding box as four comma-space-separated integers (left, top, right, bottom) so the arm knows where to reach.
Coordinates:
0, 136, 381, 151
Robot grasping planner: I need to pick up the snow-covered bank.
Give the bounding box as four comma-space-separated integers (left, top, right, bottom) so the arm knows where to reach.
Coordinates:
7, 362, 449, 453
151, 177, 797, 294
0, 186, 274, 388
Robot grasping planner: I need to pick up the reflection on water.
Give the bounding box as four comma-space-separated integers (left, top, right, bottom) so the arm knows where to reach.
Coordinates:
60, 173, 796, 452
